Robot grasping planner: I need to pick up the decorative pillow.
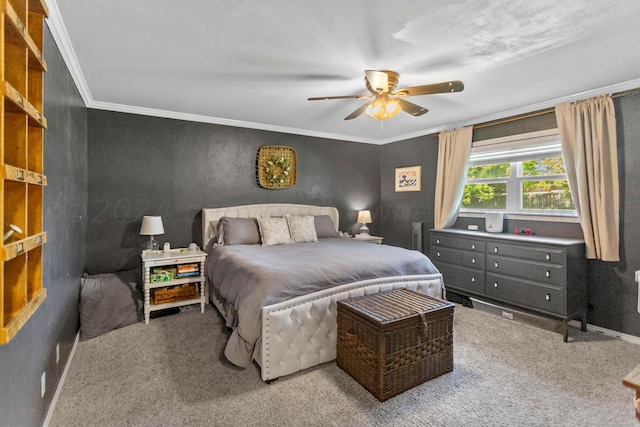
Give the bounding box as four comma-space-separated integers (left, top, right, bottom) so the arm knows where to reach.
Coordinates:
257, 216, 293, 246
286, 215, 318, 243
217, 217, 261, 245
314, 215, 338, 238
79, 269, 143, 340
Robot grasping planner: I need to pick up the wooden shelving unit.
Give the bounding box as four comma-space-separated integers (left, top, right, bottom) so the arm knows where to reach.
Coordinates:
141, 250, 207, 324
1, 0, 48, 344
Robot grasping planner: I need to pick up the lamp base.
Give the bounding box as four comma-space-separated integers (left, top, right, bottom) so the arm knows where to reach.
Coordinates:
145, 236, 159, 251
359, 224, 370, 236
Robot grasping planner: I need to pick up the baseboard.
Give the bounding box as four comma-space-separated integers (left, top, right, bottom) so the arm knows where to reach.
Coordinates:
569, 321, 640, 346
42, 332, 80, 427
470, 297, 640, 346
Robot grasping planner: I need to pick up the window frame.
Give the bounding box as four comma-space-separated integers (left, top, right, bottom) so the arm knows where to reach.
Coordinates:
460, 129, 578, 220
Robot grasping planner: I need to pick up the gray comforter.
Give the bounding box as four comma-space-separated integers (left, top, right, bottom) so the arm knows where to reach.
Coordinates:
206, 238, 440, 367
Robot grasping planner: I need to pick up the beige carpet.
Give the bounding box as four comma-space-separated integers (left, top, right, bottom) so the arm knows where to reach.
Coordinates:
49, 303, 639, 426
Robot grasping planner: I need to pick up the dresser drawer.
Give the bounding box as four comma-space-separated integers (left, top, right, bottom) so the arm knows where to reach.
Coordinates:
431, 233, 485, 253
430, 246, 484, 270
487, 241, 565, 264
486, 273, 564, 315
486, 255, 564, 286
435, 262, 485, 295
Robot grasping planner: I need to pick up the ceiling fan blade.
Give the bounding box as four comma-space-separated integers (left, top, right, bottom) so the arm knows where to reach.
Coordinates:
308, 94, 371, 101
396, 98, 429, 117
393, 80, 464, 97
344, 102, 371, 120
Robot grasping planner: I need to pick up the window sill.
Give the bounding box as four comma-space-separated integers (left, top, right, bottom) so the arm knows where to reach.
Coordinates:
458, 211, 580, 223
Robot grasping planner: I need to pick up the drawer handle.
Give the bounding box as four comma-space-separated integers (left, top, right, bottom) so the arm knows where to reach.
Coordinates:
494, 282, 498, 288
494, 247, 498, 253
471, 277, 475, 283
545, 294, 551, 301
471, 258, 476, 264
15, 242, 24, 255
494, 262, 499, 268
436, 239, 440, 244
545, 271, 550, 278
16, 169, 25, 181
436, 252, 441, 257
546, 253, 551, 260
471, 244, 476, 250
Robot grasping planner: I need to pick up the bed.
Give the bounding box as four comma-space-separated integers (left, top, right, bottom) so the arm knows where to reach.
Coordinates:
202, 203, 444, 381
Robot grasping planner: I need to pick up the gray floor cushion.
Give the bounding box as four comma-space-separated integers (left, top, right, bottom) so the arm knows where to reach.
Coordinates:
79, 268, 143, 340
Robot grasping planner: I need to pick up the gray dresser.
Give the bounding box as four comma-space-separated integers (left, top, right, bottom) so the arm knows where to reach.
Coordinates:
430, 228, 587, 341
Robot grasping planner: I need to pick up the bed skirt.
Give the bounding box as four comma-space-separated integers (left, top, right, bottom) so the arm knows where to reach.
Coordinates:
210, 273, 444, 381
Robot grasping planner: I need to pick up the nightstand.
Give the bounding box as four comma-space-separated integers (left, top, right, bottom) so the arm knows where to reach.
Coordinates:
354, 235, 384, 244
141, 249, 207, 323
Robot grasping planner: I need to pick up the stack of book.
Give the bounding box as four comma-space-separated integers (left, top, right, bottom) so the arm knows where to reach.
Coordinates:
177, 263, 199, 278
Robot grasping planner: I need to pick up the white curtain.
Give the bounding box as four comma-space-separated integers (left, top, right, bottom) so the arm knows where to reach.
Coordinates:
555, 95, 619, 261
434, 126, 473, 229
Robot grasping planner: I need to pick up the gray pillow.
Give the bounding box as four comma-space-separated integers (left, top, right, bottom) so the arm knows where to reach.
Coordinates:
218, 217, 261, 245
79, 269, 142, 340
315, 215, 338, 238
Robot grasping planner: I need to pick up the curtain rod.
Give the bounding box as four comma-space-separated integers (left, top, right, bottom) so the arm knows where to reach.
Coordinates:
471, 91, 630, 131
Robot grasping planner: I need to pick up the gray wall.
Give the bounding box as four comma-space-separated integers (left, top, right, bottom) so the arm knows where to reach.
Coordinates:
85, 111, 381, 274
379, 134, 439, 249
0, 27, 88, 426
379, 95, 640, 337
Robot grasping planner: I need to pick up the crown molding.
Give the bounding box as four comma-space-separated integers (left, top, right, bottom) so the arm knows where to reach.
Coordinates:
378, 77, 640, 144
45, 4, 640, 146
87, 101, 380, 145
45, 0, 93, 106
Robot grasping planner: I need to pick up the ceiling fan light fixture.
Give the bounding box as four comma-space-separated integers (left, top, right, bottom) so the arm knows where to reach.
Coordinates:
309, 70, 462, 121
365, 96, 401, 120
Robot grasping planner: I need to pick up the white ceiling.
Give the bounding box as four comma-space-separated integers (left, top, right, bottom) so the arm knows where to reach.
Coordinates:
48, 0, 640, 144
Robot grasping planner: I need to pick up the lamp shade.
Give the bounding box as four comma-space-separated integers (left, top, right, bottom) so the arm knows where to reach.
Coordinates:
357, 210, 372, 224
140, 216, 164, 236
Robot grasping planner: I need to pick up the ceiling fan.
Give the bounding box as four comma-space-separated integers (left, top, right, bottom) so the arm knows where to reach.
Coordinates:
308, 70, 464, 121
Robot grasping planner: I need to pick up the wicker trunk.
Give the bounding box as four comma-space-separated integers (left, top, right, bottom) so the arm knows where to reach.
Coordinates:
337, 288, 454, 401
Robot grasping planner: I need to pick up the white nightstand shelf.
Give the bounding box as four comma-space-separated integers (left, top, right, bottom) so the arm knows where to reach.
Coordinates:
141, 249, 207, 323
354, 235, 384, 244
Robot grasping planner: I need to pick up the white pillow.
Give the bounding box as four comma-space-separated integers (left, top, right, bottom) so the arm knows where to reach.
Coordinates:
286, 215, 318, 243
257, 217, 293, 246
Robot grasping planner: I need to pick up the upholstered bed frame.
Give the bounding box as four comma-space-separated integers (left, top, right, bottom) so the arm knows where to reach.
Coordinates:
202, 203, 444, 381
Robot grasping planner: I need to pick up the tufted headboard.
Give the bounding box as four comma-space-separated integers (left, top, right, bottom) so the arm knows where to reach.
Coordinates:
202, 203, 339, 248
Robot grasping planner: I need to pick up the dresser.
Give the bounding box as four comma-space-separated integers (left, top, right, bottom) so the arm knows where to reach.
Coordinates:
430, 229, 587, 341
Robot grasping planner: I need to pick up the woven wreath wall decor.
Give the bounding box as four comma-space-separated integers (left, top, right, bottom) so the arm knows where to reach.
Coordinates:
257, 145, 297, 189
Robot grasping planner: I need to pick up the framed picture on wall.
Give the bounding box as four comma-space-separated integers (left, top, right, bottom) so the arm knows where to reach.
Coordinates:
395, 166, 421, 192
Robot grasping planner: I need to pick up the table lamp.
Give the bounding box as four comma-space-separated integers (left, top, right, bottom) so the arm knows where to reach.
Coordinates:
357, 210, 372, 236
140, 216, 164, 250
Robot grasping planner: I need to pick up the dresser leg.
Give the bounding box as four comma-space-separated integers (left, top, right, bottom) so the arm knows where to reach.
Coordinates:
580, 311, 587, 332
562, 320, 569, 342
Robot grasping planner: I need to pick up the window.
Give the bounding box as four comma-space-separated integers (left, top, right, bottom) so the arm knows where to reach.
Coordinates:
461, 129, 576, 216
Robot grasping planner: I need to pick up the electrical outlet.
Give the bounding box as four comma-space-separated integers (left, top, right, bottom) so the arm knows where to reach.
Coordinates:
41, 372, 46, 398
56, 343, 60, 365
